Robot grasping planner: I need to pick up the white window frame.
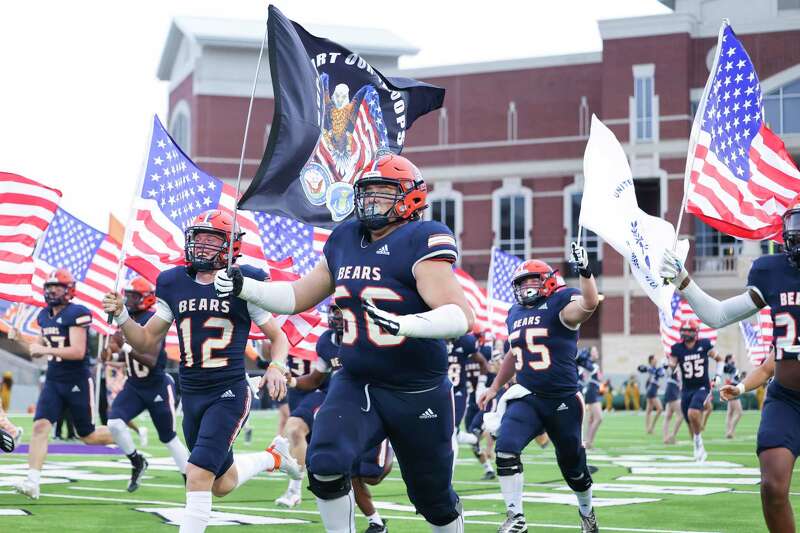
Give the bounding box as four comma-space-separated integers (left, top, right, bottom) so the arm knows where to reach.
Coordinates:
169, 99, 192, 155
424, 181, 463, 262
630, 64, 657, 143
563, 175, 603, 265
492, 177, 532, 259
764, 81, 800, 134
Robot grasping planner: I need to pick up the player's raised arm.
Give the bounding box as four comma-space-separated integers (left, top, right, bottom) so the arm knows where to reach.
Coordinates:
659, 247, 763, 327
102, 291, 171, 355
214, 257, 334, 315
560, 242, 600, 328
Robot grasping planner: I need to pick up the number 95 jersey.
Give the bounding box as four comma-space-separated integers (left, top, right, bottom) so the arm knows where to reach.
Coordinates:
506, 287, 582, 397
324, 219, 458, 391
154, 265, 272, 393
747, 253, 800, 360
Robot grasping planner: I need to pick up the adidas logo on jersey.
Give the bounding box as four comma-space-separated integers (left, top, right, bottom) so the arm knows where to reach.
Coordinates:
56, 318, 62, 324
71, 385, 80, 393
153, 395, 163, 403
376, 244, 390, 256
418, 408, 437, 419
556, 403, 568, 411
220, 389, 235, 399
538, 303, 548, 310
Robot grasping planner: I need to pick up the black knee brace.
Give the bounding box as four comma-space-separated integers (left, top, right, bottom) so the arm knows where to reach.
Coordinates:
496, 452, 523, 476
307, 473, 351, 500
564, 465, 593, 492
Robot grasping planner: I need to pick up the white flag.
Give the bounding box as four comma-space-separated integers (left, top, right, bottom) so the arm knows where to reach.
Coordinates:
580, 115, 689, 315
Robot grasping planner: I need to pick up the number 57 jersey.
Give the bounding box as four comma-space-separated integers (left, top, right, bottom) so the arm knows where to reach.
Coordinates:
324, 219, 458, 391
154, 265, 272, 393
506, 287, 582, 398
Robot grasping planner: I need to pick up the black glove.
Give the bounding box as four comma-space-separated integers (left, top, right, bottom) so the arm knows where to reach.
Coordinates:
0, 428, 15, 453
637, 365, 647, 373
362, 299, 401, 336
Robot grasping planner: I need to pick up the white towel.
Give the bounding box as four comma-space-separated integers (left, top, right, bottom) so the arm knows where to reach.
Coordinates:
483, 384, 531, 435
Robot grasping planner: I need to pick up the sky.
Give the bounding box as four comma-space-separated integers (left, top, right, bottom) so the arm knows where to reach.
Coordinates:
0, 0, 670, 232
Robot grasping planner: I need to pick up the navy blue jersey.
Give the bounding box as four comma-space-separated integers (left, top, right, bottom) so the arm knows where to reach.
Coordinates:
747, 254, 800, 360
155, 265, 269, 392
125, 310, 167, 385
38, 303, 92, 382
314, 329, 342, 391
575, 349, 601, 385
671, 339, 715, 390
645, 365, 666, 388
325, 219, 458, 390
506, 288, 581, 397
665, 364, 681, 387
723, 362, 741, 385
448, 334, 477, 392
287, 354, 313, 380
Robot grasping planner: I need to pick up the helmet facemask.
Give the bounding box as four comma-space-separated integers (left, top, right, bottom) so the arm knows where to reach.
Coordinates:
513, 272, 556, 307
354, 178, 406, 230
44, 283, 70, 307
184, 228, 233, 272
783, 208, 800, 268
680, 326, 698, 343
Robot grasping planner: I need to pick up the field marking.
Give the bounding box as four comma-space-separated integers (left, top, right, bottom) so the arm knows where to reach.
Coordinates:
554, 483, 730, 496
619, 476, 761, 486
461, 491, 660, 508
0, 509, 31, 516
631, 467, 761, 475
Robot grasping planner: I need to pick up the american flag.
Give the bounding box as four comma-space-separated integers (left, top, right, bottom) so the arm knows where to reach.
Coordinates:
740, 306, 774, 366
658, 292, 718, 354
686, 23, 800, 241
487, 247, 523, 338
0, 172, 62, 302
314, 76, 389, 185
454, 267, 495, 336
252, 212, 330, 277
30, 208, 120, 335
124, 116, 318, 344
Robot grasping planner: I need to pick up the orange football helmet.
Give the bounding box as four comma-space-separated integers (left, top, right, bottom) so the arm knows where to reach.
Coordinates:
354, 154, 428, 230
184, 209, 243, 271
44, 269, 76, 307
512, 260, 560, 306
124, 276, 156, 314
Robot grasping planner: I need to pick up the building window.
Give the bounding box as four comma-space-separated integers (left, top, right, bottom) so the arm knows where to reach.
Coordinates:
438, 108, 448, 145
764, 79, 800, 134
425, 181, 462, 261
694, 219, 742, 272
493, 178, 531, 259
169, 100, 191, 155
507, 101, 518, 141
633, 65, 655, 141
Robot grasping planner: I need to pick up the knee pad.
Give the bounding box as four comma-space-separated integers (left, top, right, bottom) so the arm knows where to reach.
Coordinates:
563, 464, 593, 492
423, 498, 462, 528
308, 473, 351, 500
496, 452, 523, 476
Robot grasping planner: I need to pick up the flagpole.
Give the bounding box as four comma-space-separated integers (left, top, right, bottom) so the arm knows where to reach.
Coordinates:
487, 246, 497, 336
227, 6, 270, 271
672, 19, 729, 249
94, 335, 103, 423
106, 117, 154, 324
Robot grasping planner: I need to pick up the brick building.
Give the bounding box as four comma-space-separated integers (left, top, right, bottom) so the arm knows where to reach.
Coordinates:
157, 0, 800, 376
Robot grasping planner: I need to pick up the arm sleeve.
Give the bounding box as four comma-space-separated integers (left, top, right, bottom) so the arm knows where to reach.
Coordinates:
411, 222, 458, 279
679, 282, 759, 329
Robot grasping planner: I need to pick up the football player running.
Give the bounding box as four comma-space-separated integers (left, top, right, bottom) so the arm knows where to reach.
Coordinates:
479, 243, 600, 533
638, 354, 666, 435
659, 204, 800, 532
15, 270, 115, 499
661, 361, 683, 445
215, 154, 474, 533
103, 210, 300, 533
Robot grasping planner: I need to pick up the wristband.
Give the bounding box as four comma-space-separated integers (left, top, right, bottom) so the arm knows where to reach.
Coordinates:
578, 266, 592, 279
268, 361, 286, 373
114, 306, 130, 326
289, 376, 297, 388
111, 352, 121, 362
736, 382, 746, 395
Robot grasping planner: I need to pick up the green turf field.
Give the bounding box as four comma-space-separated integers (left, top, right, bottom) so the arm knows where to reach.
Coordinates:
0, 408, 787, 532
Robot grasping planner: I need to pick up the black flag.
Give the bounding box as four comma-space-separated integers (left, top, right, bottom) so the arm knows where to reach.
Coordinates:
238, 5, 445, 228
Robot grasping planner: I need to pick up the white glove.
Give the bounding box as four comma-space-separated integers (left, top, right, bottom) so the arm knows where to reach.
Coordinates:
659, 247, 689, 288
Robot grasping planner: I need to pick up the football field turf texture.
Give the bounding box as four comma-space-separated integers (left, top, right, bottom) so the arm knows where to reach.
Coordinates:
0, 409, 787, 532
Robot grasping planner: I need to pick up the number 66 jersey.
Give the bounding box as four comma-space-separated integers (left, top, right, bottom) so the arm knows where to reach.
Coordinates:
154, 265, 272, 393
505, 287, 582, 397
324, 218, 458, 391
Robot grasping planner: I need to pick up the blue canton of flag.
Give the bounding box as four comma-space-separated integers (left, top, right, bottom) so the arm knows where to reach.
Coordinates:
701, 25, 763, 182
142, 117, 222, 232
39, 209, 105, 280
489, 247, 523, 304
740, 320, 760, 349
252, 212, 322, 277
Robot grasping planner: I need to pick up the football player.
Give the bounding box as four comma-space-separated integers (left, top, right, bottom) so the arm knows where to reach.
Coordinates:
15, 269, 115, 499
721, 354, 743, 439
103, 276, 191, 491
576, 346, 603, 449
661, 360, 683, 445
638, 354, 665, 435
659, 203, 800, 532
479, 244, 600, 533
215, 154, 473, 533
103, 210, 300, 533
448, 333, 488, 454
666, 319, 722, 462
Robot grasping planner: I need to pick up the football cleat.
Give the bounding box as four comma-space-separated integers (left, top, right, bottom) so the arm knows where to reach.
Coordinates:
481, 470, 497, 481
364, 519, 388, 532
498, 510, 527, 533
14, 479, 40, 500
579, 508, 599, 533
275, 489, 302, 508
127, 453, 149, 492
0, 427, 15, 453
267, 436, 302, 480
